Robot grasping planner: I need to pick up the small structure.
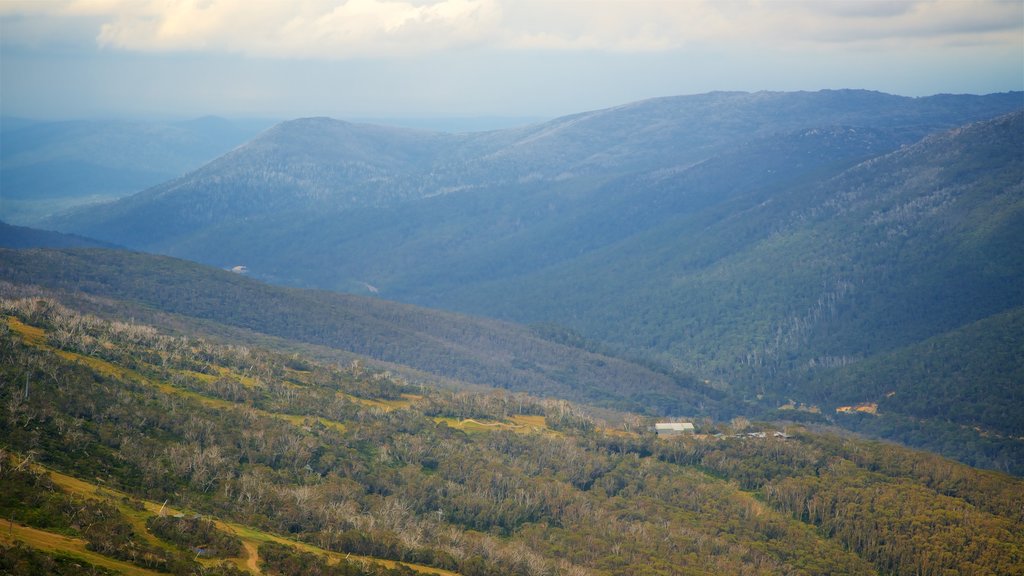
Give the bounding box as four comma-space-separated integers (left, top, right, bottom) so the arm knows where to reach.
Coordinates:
655, 422, 695, 436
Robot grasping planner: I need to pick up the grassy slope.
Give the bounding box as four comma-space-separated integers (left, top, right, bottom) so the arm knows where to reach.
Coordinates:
1, 462, 458, 576
3, 316, 459, 575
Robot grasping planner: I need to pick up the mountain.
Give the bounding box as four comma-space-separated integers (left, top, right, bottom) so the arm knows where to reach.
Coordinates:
455, 110, 1024, 382
44, 91, 1024, 470
2, 292, 1022, 575
0, 116, 274, 225
49, 90, 1022, 253
1, 237, 1020, 474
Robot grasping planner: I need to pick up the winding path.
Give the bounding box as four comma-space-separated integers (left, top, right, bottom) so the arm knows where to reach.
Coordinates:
242, 539, 261, 574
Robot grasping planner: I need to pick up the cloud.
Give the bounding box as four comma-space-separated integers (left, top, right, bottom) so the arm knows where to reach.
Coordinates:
2, 0, 1021, 59
790, 0, 1024, 46
74, 0, 501, 57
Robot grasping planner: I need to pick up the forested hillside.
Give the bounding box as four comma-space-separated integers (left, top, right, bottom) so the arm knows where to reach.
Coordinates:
44, 94, 1023, 385
2, 295, 1022, 575
441, 111, 1024, 384
49, 91, 1022, 269
0, 248, 719, 417
3, 235, 1022, 474
0, 221, 116, 249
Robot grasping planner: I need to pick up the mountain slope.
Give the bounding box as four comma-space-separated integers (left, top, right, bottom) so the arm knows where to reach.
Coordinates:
2, 295, 1022, 575
39, 92, 1024, 469
0, 220, 116, 249
806, 306, 1024, 434
50, 90, 1023, 253
47, 119, 464, 247
0, 247, 717, 415
4, 242, 1022, 475
455, 111, 1024, 381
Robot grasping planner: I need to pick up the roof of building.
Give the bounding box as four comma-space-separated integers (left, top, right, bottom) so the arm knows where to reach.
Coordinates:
655, 422, 695, 431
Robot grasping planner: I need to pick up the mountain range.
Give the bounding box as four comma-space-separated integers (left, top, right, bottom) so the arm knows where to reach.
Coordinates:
0, 116, 274, 225
18, 89, 1024, 473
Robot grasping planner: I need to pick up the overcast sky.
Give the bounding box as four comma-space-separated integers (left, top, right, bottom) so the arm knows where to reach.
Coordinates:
2, 0, 1022, 122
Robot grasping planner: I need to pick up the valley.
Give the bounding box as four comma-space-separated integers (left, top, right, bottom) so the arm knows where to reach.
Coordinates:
12, 90, 1024, 474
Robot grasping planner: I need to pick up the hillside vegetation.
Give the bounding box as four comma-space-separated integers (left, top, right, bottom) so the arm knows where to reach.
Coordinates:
3, 236, 1022, 474
2, 295, 1023, 575
43, 93, 1023, 397
0, 221, 116, 250
0, 248, 719, 417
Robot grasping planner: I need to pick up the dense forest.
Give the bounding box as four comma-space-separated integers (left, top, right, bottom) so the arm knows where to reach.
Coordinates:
2, 294, 1022, 575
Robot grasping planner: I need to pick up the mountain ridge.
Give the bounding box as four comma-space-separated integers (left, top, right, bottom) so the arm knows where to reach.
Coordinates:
49, 90, 1023, 250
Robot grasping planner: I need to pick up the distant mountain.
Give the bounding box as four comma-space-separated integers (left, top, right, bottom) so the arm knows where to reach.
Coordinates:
46, 118, 465, 247
0, 116, 274, 225
460, 111, 1024, 381
49, 90, 1023, 252
0, 221, 115, 249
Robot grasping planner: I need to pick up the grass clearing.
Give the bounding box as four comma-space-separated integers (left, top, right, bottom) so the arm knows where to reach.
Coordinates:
0, 521, 165, 576
274, 413, 347, 433
6, 316, 46, 345
8, 316, 349, 438
434, 414, 554, 435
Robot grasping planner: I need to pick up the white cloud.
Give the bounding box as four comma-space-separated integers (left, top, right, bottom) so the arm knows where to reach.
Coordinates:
75, 0, 501, 57
1, 0, 1021, 58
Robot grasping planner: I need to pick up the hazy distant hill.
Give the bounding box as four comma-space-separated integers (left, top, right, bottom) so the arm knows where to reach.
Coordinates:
0, 116, 273, 224
49, 90, 1022, 252
0, 221, 114, 249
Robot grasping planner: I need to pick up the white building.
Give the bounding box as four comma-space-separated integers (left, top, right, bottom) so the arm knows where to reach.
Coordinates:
655, 422, 695, 436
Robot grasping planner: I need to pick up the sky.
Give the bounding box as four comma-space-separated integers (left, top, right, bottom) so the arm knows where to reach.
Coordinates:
1, 0, 1022, 122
